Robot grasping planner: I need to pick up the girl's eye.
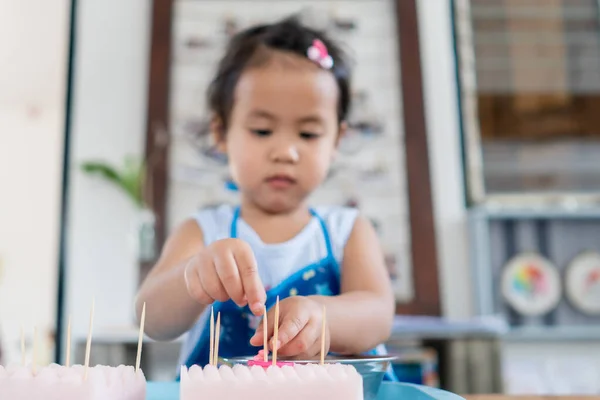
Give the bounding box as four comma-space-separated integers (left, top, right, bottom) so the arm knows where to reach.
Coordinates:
251, 129, 272, 136
300, 132, 320, 140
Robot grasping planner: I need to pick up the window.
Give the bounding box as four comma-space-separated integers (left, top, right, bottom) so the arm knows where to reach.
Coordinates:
454, 0, 600, 205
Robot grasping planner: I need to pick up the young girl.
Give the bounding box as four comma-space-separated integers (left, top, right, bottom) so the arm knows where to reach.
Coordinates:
136, 16, 396, 379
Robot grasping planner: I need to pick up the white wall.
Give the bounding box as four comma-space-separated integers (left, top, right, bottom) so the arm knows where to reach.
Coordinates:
0, 0, 70, 365
417, 0, 472, 318
64, 0, 150, 343
501, 341, 600, 395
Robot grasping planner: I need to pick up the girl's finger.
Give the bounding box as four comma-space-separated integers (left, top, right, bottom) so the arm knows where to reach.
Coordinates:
184, 259, 213, 305
274, 313, 311, 351
200, 258, 229, 302
294, 338, 323, 360
233, 242, 266, 315
249, 306, 275, 347
277, 319, 320, 358
214, 250, 245, 306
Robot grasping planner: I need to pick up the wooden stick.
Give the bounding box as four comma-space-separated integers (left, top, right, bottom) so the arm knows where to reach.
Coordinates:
272, 296, 279, 366
209, 307, 214, 366
20, 325, 25, 367
65, 316, 72, 367
32, 326, 37, 375
263, 305, 268, 362
135, 302, 146, 374
84, 298, 95, 381
320, 305, 327, 365
213, 312, 220, 366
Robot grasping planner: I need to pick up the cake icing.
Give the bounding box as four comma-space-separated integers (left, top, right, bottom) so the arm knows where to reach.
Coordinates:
180, 363, 363, 400
0, 364, 146, 400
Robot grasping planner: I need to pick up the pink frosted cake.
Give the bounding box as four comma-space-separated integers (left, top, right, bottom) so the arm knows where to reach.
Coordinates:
180, 363, 363, 400
0, 364, 146, 400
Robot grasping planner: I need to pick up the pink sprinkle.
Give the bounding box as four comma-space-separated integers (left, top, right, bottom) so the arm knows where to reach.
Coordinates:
248, 360, 294, 368
253, 350, 266, 361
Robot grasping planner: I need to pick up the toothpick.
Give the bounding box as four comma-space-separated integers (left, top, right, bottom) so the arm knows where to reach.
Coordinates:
272, 296, 279, 366
65, 316, 72, 367
320, 305, 327, 365
209, 307, 214, 366
32, 326, 37, 375
20, 325, 25, 367
84, 298, 95, 381
213, 312, 220, 366
135, 302, 146, 374
263, 305, 268, 362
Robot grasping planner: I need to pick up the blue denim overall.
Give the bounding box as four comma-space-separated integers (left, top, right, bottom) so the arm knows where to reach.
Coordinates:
181, 207, 397, 381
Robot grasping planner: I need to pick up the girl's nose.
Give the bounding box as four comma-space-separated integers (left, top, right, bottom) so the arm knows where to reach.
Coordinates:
270, 144, 299, 164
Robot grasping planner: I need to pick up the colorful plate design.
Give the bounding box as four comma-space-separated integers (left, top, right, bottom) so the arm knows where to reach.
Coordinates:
501, 253, 561, 317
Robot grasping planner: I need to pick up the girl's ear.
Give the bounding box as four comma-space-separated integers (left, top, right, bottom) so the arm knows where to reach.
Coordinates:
335, 121, 348, 147
332, 121, 348, 159
211, 116, 227, 152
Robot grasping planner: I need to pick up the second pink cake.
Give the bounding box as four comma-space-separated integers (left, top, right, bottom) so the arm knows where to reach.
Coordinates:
180, 363, 363, 400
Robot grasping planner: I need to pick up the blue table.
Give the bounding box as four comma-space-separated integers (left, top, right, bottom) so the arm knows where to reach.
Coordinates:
147, 381, 465, 400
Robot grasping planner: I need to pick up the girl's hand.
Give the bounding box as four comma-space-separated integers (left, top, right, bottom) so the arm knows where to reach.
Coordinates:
183, 238, 266, 315
250, 296, 329, 359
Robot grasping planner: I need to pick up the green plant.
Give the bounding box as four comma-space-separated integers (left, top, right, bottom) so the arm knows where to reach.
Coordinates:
80, 156, 146, 208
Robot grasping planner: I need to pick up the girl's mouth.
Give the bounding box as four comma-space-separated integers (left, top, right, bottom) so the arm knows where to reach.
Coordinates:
265, 174, 296, 188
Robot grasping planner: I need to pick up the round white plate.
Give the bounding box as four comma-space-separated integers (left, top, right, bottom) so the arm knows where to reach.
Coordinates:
501, 252, 561, 317
565, 251, 600, 315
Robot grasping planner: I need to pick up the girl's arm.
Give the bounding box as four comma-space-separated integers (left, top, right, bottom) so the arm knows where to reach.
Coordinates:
310, 214, 395, 354
134, 219, 207, 340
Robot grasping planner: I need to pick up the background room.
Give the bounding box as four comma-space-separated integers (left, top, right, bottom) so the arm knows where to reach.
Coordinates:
2, 0, 600, 396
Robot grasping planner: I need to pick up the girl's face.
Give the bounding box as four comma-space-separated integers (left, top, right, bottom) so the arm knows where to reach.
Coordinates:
215, 53, 345, 214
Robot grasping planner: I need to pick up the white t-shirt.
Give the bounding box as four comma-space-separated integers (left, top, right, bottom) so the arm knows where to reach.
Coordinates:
177, 204, 359, 367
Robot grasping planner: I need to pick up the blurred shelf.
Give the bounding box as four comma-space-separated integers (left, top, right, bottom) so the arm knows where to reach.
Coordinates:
470, 205, 600, 220
389, 315, 508, 341
504, 326, 600, 342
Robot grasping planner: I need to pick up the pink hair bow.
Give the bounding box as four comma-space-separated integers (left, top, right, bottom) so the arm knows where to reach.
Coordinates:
307, 39, 334, 69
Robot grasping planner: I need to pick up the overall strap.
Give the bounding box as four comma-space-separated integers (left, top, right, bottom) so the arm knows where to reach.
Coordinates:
230, 206, 241, 238
309, 208, 335, 261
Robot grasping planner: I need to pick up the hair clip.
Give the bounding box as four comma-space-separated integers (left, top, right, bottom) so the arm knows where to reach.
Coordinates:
307, 39, 334, 70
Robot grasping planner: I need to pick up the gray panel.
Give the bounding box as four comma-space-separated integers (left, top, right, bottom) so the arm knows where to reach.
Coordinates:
469, 208, 600, 335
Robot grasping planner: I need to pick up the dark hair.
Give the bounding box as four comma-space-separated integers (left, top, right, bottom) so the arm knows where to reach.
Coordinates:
207, 16, 352, 133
